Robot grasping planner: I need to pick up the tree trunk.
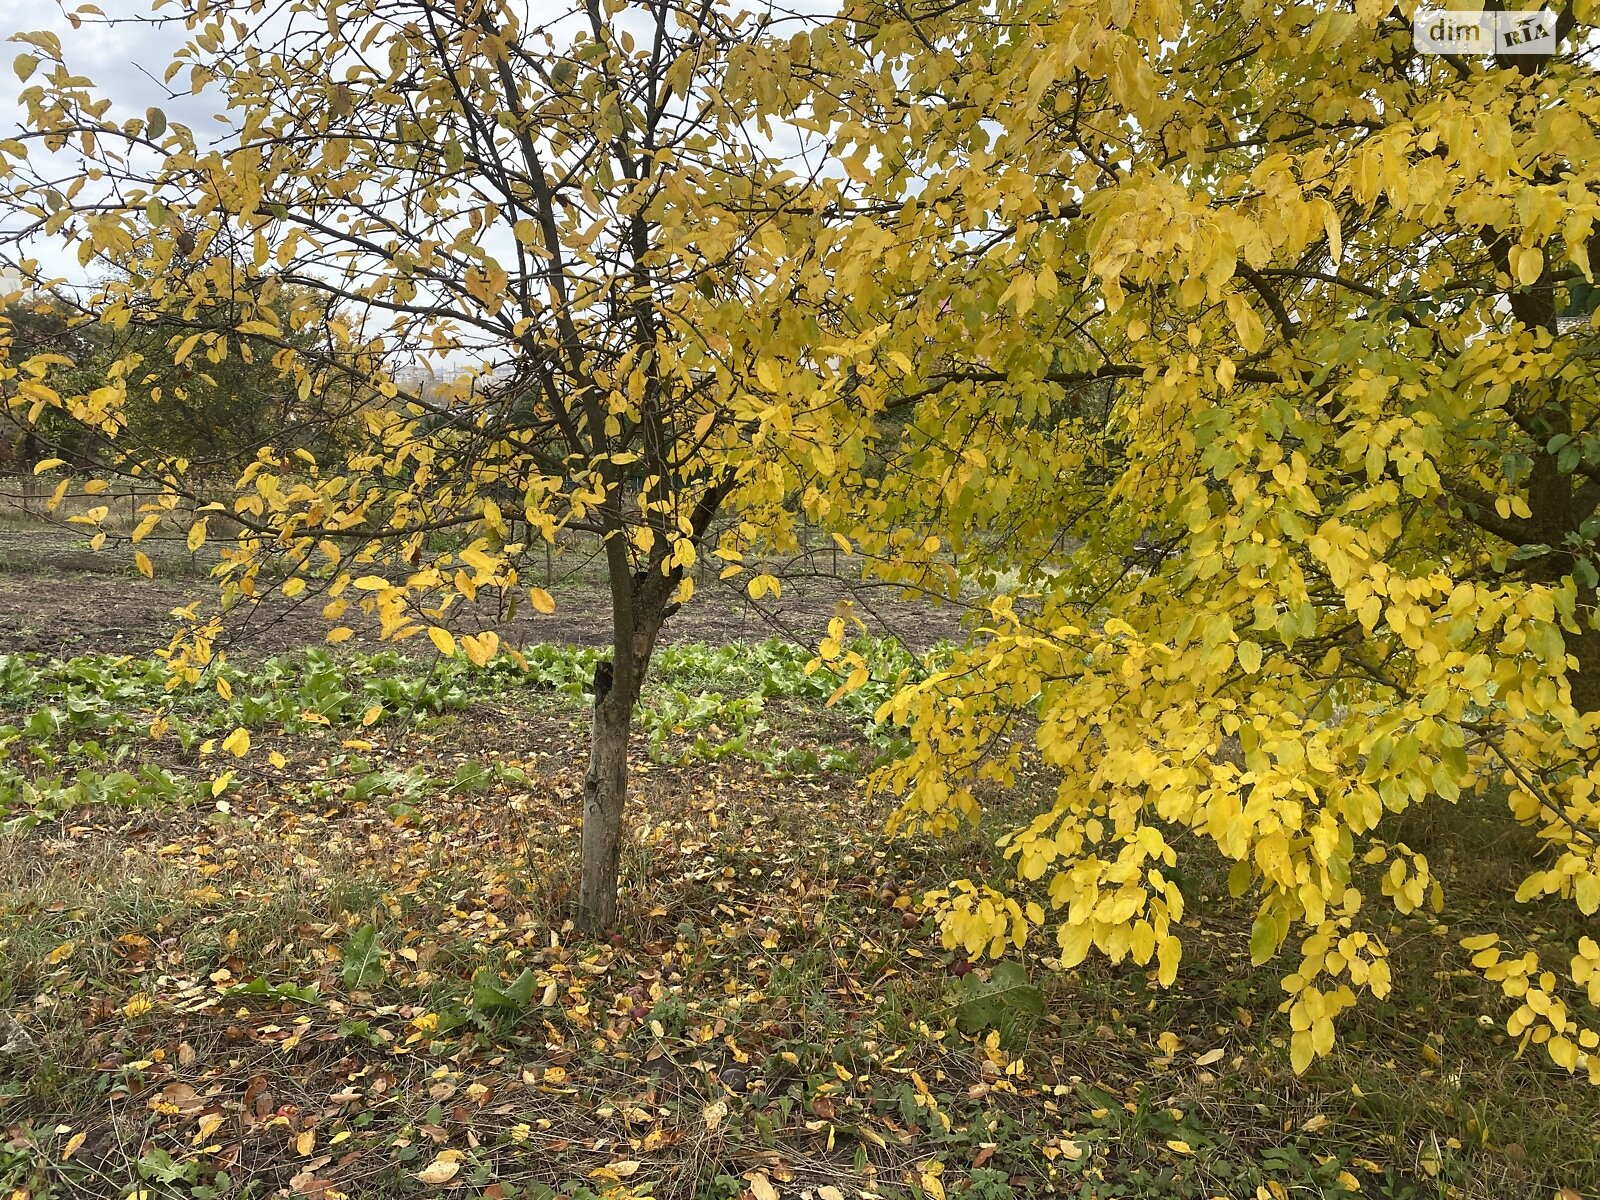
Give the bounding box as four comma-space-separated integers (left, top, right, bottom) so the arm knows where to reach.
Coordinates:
577, 668, 636, 933
1567, 588, 1600, 715
574, 469, 711, 930
575, 550, 666, 933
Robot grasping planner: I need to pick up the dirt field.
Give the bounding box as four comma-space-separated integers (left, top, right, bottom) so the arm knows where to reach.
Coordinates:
0, 548, 968, 659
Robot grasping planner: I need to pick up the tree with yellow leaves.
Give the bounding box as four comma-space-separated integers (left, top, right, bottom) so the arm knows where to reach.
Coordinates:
800, 1, 1600, 1080
0, 0, 836, 931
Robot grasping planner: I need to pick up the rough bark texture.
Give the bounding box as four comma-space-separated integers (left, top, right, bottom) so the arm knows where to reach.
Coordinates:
1566, 590, 1600, 716
1482, 224, 1600, 717
572, 464, 728, 932
577, 671, 635, 933
575, 528, 670, 933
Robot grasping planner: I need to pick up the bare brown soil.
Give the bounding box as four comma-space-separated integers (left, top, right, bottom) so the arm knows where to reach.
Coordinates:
0, 551, 968, 659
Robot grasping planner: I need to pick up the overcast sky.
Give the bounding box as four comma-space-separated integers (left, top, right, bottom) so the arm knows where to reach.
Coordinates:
5, 1, 201, 287
8, 1, 188, 106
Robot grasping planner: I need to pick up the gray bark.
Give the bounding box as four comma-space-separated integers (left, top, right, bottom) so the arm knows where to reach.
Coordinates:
577, 672, 635, 933
575, 529, 667, 933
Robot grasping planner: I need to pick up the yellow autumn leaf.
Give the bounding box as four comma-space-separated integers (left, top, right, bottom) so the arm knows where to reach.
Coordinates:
461, 630, 499, 666
415, 1157, 461, 1185
131, 513, 161, 543
173, 332, 202, 364
427, 626, 457, 656
529, 587, 556, 614
221, 727, 250, 757
1513, 244, 1543, 287
1291, 1032, 1315, 1075
1236, 640, 1262, 674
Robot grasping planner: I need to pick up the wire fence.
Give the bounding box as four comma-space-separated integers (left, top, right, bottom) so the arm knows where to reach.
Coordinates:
0, 472, 851, 590
0, 473, 222, 531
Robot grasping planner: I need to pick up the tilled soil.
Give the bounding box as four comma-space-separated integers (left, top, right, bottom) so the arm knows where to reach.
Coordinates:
0, 553, 968, 659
